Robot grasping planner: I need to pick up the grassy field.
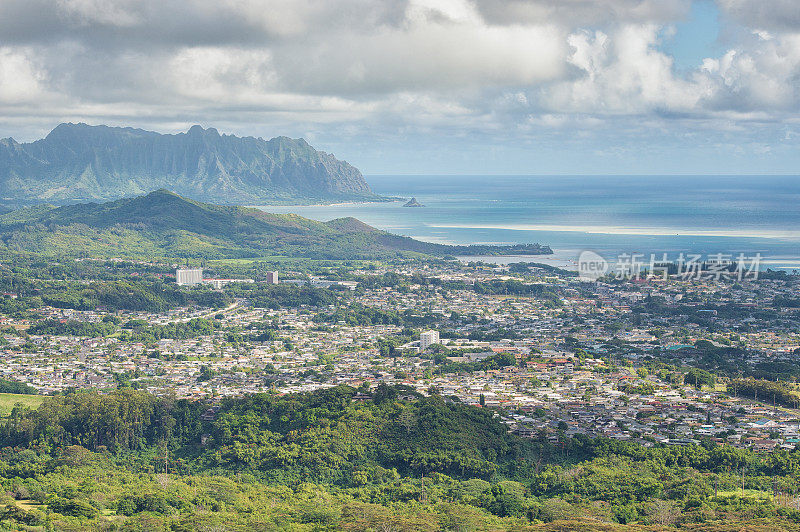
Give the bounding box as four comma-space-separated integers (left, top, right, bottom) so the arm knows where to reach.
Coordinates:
0, 392, 44, 416
717, 489, 772, 500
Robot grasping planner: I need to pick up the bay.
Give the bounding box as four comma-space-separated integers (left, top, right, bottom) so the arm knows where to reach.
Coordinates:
256, 175, 800, 272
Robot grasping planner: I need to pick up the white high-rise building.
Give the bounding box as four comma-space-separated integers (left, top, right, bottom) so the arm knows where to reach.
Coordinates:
266, 271, 279, 284
176, 268, 203, 286
420, 330, 440, 350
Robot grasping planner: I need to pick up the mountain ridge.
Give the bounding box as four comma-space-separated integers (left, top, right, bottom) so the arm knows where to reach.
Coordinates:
0, 189, 552, 260
0, 123, 379, 206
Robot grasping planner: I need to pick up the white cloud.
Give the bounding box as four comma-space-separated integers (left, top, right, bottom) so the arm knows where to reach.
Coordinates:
701, 33, 800, 111
0, 48, 48, 103
167, 47, 278, 102
268, 20, 567, 94
540, 25, 712, 114
0, 0, 796, 173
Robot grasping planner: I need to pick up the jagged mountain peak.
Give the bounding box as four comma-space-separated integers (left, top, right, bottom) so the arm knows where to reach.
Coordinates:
186, 124, 220, 137
0, 123, 377, 207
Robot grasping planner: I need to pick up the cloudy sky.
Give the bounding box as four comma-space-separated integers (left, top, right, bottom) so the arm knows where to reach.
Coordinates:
0, 0, 798, 174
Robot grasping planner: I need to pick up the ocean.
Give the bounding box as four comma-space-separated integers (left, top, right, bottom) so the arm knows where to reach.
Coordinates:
256, 175, 800, 272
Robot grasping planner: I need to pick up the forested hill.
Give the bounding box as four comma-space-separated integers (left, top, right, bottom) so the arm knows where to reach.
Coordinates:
0, 123, 377, 206
0, 189, 552, 259
2, 387, 800, 530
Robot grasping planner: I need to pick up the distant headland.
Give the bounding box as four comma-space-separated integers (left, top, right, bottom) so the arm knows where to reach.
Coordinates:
0, 123, 382, 208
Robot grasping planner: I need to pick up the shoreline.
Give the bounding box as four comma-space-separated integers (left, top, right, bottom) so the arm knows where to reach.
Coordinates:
251, 197, 402, 209
430, 223, 800, 241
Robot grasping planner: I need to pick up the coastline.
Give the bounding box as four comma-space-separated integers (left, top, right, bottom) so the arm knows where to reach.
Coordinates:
251, 197, 402, 209
247, 175, 800, 272
431, 223, 800, 241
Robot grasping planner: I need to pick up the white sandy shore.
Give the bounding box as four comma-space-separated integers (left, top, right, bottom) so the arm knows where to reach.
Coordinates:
429, 223, 800, 240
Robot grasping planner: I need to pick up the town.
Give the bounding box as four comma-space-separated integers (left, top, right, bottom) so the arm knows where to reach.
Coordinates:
2, 257, 799, 457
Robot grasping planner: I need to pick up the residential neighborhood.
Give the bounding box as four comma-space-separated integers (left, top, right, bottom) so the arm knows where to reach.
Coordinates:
2, 258, 799, 456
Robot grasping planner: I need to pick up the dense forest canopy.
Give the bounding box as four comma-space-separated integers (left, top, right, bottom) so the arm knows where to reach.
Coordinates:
0, 387, 799, 530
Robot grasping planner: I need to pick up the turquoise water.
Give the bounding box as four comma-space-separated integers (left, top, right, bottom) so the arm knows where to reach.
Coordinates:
257, 175, 800, 271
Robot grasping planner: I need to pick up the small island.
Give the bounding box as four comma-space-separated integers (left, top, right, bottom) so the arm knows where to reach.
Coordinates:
403, 197, 425, 207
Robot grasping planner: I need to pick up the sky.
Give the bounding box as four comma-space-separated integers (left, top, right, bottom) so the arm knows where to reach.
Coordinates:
0, 0, 798, 175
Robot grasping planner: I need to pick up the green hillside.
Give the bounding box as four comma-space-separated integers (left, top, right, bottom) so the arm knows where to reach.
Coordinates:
0, 189, 552, 259
0, 387, 798, 531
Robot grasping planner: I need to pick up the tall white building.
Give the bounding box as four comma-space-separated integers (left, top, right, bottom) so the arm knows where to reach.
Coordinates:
266, 271, 279, 284
420, 330, 440, 350
176, 268, 203, 286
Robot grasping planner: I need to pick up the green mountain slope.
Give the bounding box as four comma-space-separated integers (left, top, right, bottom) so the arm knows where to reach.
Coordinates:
0, 189, 552, 259
0, 123, 378, 205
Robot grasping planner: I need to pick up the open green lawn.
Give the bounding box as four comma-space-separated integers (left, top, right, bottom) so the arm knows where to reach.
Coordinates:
14, 499, 41, 512
716, 489, 772, 500
0, 392, 44, 416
